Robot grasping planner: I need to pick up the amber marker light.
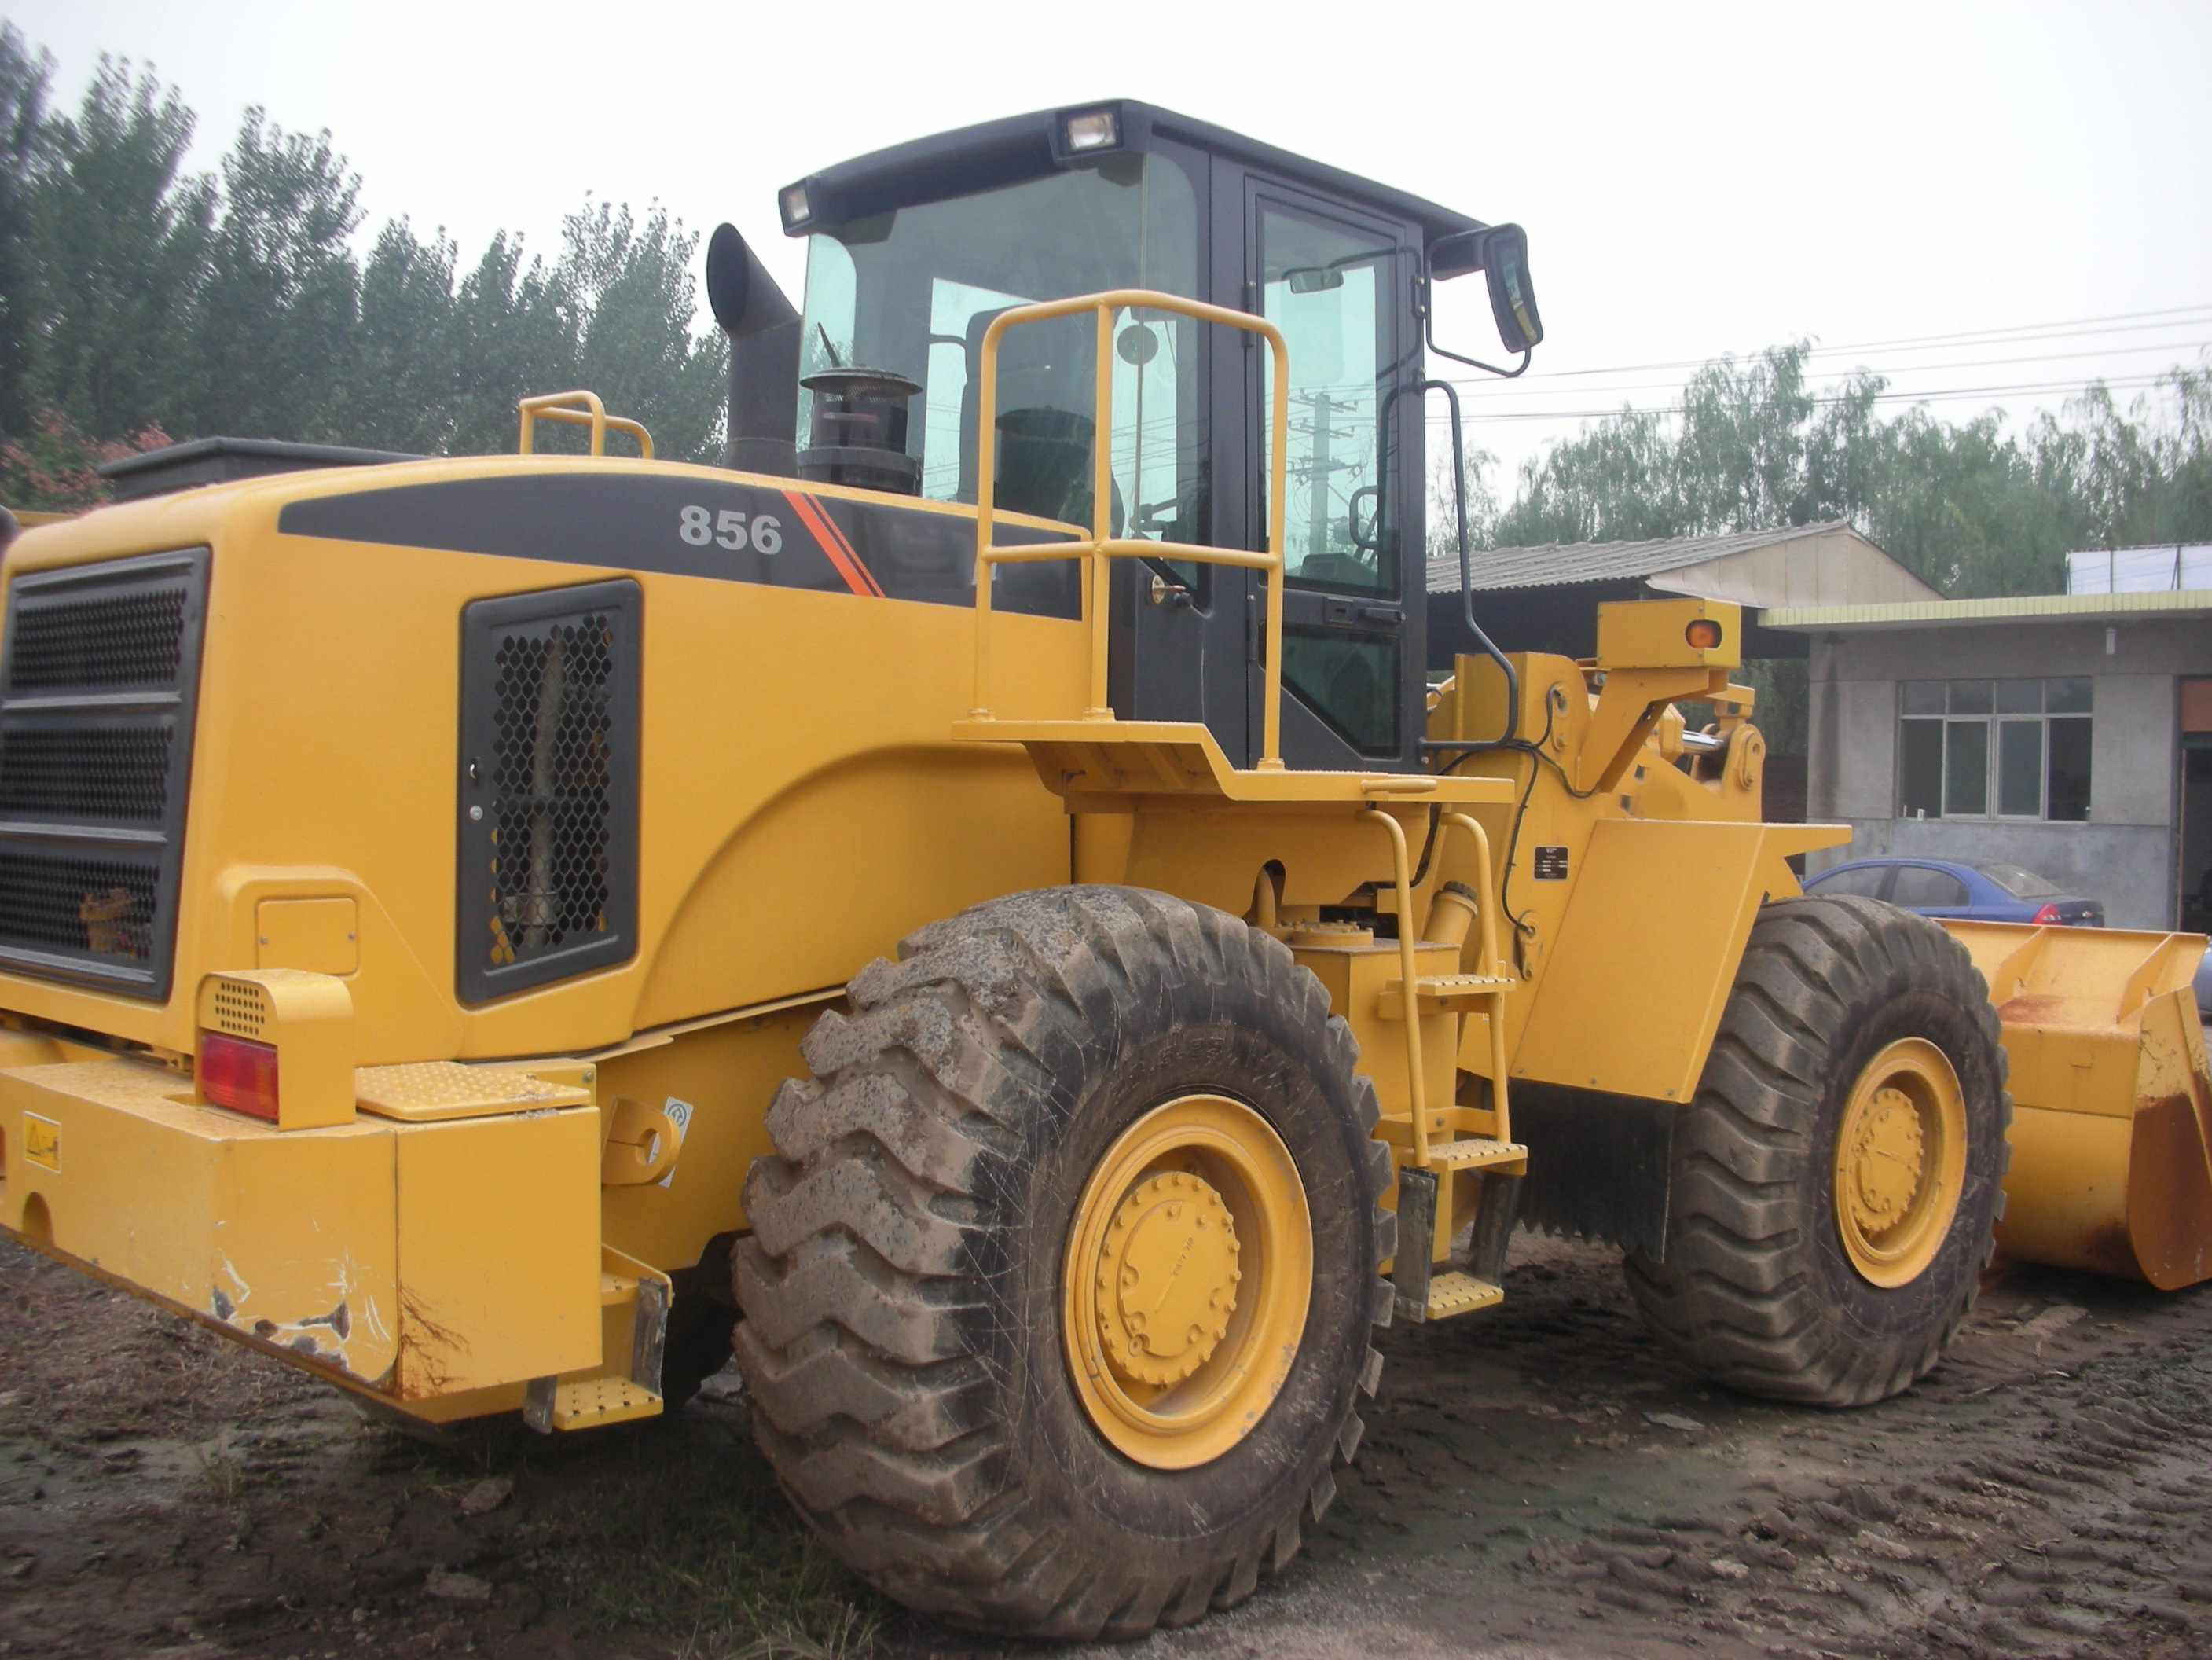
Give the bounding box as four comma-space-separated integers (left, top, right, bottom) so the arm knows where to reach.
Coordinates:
1686, 618, 1724, 650
200, 1031, 281, 1122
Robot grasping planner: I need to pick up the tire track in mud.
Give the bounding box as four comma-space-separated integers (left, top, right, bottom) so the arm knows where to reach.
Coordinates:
6, 1228, 2212, 1660
1113, 1235, 2212, 1660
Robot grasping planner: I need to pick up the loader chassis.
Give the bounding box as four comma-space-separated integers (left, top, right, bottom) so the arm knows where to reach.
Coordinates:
2, 98, 2208, 1640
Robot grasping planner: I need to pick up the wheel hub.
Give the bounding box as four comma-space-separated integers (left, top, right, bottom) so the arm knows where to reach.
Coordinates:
1842, 1086, 1927, 1230
1097, 1172, 1241, 1386
1831, 1038, 1969, 1288
1061, 1094, 1313, 1471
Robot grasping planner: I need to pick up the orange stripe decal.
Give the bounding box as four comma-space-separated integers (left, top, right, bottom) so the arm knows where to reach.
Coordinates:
783, 490, 883, 597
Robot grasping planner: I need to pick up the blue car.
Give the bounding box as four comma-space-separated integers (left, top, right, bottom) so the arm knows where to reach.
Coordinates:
1803, 858, 2104, 927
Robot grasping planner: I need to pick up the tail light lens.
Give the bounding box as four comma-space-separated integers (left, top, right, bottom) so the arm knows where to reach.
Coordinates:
2030, 903, 2062, 924
200, 1032, 280, 1122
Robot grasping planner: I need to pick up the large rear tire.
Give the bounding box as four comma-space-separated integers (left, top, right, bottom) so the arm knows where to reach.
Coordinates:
732, 887, 1394, 1640
1626, 895, 2009, 1406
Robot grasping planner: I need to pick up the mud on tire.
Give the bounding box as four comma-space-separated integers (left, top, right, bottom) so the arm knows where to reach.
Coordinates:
731, 886, 1396, 1640
1626, 895, 2011, 1408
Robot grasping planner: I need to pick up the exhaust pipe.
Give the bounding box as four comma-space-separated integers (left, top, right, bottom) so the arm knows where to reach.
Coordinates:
705, 223, 801, 476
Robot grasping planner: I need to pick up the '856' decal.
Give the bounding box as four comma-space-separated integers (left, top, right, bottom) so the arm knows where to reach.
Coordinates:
679, 504, 783, 553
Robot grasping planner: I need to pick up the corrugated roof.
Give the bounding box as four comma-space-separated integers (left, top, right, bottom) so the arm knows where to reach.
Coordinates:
1425, 519, 1860, 594
1760, 588, 2212, 630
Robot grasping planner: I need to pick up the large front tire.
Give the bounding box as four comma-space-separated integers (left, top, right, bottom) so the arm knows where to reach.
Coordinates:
1626, 895, 2009, 1406
732, 887, 1394, 1640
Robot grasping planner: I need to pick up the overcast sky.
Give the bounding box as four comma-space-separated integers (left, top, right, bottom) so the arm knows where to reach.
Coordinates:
14, 1, 2211, 485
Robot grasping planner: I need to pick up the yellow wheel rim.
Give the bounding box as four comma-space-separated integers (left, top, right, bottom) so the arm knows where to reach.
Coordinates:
1062, 1094, 1312, 1470
1832, 1038, 1968, 1287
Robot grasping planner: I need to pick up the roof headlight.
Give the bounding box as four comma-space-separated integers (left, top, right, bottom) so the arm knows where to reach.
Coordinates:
1061, 108, 1121, 154
778, 182, 814, 233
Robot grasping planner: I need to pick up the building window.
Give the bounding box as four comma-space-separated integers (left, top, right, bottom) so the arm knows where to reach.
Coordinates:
1898, 679, 2091, 822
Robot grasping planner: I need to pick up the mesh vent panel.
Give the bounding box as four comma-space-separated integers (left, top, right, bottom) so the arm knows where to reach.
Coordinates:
0, 726, 173, 823
0, 851, 159, 961
488, 617, 615, 953
458, 580, 638, 1001
6, 586, 189, 691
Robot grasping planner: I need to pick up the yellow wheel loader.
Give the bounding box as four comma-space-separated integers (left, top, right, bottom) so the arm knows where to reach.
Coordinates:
1, 101, 2206, 1641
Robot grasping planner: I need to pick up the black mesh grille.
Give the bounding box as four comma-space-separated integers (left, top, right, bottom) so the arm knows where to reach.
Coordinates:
0, 725, 173, 823
6, 586, 189, 691
0, 549, 207, 996
0, 852, 160, 960
458, 580, 638, 1001
489, 617, 615, 953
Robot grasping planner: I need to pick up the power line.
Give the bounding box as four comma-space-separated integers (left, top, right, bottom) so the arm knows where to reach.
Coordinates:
1421, 302, 2212, 387
1440, 369, 2186, 424
1405, 341, 2212, 409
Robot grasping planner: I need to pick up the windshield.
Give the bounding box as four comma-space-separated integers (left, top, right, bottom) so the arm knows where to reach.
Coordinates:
1977, 862, 2062, 898
798, 156, 1202, 538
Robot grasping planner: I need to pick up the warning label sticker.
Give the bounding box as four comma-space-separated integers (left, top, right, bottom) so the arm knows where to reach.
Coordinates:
657, 1096, 694, 1188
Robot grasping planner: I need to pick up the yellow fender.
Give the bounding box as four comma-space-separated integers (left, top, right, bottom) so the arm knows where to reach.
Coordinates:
1946, 922, 2212, 1288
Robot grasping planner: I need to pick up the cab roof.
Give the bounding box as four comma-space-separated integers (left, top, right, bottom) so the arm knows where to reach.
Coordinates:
780, 98, 1484, 252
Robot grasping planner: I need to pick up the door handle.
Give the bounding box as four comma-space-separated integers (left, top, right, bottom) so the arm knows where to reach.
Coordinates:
1322, 598, 1403, 632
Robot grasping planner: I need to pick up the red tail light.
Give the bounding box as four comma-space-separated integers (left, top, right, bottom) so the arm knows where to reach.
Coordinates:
2030, 903, 2062, 924
200, 1032, 280, 1121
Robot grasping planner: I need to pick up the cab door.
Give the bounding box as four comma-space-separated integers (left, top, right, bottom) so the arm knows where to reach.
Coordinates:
1231, 174, 1426, 772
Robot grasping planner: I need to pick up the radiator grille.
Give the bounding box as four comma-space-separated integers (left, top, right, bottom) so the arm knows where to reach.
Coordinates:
458, 580, 639, 1001
0, 854, 159, 960
0, 549, 207, 996
0, 725, 173, 822
5, 586, 190, 691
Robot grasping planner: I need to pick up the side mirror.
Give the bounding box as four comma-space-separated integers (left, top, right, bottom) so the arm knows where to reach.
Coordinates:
1425, 223, 1543, 354
1481, 224, 1543, 354
706, 222, 798, 338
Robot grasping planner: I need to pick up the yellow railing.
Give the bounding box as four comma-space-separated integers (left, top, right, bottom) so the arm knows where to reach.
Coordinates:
968, 289, 1292, 771
517, 391, 655, 460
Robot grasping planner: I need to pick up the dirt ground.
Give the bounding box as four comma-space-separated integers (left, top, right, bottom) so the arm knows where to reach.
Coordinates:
4, 1221, 2210, 1660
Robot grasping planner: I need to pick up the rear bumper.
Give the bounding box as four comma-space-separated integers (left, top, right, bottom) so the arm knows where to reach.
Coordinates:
0, 1051, 604, 1418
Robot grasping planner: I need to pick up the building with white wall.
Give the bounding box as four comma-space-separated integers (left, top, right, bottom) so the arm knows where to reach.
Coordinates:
1763, 589, 2212, 931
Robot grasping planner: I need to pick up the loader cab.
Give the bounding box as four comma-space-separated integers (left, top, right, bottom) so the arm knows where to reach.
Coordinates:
777, 101, 1491, 773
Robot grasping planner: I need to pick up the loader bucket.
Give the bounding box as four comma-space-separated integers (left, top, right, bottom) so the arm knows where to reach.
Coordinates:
1945, 922, 2212, 1289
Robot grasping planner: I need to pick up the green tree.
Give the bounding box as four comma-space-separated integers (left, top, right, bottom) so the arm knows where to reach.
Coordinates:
0, 25, 52, 437
1489, 344, 2212, 597
346, 217, 462, 454
0, 29, 739, 484
178, 108, 361, 443
444, 231, 577, 456
559, 199, 724, 465
20, 52, 212, 441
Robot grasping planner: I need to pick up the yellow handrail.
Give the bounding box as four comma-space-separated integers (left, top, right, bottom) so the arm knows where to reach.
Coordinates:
1441, 811, 1510, 1146
517, 391, 655, 460
1362, 807, 1432, 1165
968, 289, 1292, 772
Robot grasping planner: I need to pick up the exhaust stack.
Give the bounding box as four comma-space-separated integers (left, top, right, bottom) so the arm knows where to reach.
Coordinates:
705, 223, 801, 476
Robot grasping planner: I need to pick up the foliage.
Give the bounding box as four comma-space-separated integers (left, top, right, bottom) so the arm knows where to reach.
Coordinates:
0, 24, 53, 438
1469, 341, 2212, 600
0, 26, 727, 493
1431, 345, 2212, 754
0, 406, 167, 512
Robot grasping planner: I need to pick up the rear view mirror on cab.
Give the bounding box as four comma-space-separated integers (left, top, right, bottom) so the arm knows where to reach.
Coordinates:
1427, 222, 1544, 353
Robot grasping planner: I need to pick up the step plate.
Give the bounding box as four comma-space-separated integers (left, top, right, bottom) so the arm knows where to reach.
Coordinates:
551, 1378, 662, 1430
1425, 1271, 1504, 1320
1427, 1139, 1528, 1173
